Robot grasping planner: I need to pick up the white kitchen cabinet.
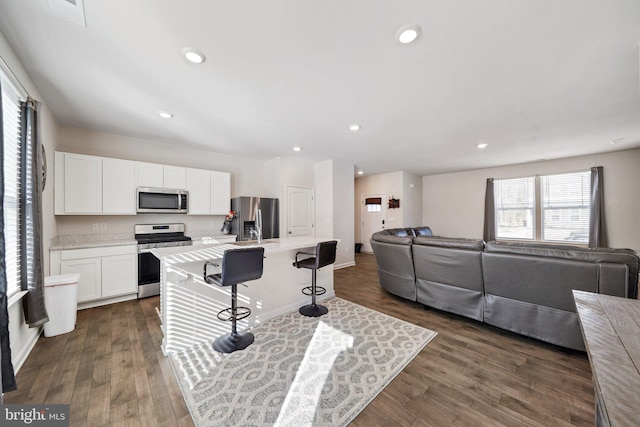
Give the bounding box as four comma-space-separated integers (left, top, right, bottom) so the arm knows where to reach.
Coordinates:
101, 254, 137, 298
61, 257, 101, 303
51, 245, 138, 308
211, 171, 231, 215
103, 157, 136, 214
135, 162, 164, 188
56, 151, 230, 216
186, 167, 212, 215
55, 152, 103, 214
186, 168, 231, 215
163, 165, 187, 189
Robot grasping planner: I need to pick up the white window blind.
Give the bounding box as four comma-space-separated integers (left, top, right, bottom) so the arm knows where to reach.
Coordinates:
495, 176, 535, 240
1, 72, 23, 297
541, 171, 590, 243
494, 171, 591, 243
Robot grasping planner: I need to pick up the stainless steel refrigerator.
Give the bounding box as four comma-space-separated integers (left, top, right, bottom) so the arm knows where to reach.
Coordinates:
230, 197, 280, 241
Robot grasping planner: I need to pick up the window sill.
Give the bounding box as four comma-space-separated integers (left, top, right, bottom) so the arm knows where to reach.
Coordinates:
496, 239, 588, 248
8, 290, 28, 308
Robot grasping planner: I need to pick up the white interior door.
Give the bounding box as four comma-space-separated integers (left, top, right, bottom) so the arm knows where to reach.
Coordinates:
361, 194, 386, 252
286, 185, 314, 237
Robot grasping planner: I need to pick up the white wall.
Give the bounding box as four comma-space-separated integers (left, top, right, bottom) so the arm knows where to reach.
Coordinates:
354, 172, 402, 243
314, 160, 333, 238
314, 159, 355, 268
422, 148, 640, 253
332, 160, 355, 268
401, 171, 423, 227
354, 171, 424, 244
1, 31, 58, 371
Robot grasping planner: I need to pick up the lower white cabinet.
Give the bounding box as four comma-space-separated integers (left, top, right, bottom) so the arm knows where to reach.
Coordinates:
61, 257, 101, 303
51, 245, 137, 307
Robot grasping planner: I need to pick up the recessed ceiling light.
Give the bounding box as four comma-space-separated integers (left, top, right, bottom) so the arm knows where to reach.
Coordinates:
349, 124, 361, 132
477, 142, 489, 149
293, 146, 301, 152
395, 24, 421, 44
357, 170, 364, 175
181, 48, 206, 64
158, 111, 173, 119
610, 137, 625, 145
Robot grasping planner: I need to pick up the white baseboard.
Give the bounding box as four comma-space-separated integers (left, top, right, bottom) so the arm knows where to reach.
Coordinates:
13, 327, 42, 374
334, 261, 356, 270
77, 293, 138, 310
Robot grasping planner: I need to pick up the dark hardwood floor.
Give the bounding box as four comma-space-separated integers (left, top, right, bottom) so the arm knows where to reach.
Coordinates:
6, 253, 594, 426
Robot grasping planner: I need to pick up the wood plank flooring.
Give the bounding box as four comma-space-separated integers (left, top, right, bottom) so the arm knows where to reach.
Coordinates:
6, 253, 595, 426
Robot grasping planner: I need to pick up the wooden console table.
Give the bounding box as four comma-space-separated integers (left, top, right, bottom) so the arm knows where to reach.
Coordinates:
573, 290, 640, 426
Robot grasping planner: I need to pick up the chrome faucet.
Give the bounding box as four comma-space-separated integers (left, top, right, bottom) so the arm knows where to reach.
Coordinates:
250, 208, 263, 243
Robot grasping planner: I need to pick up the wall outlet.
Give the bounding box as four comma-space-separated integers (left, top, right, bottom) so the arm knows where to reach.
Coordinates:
92, 223, 99, 230
99, 223, 107, 230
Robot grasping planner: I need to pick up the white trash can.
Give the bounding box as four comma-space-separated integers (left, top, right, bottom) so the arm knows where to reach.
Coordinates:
43, 274, 80, 337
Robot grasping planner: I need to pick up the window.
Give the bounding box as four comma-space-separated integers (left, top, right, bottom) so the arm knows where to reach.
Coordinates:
365, 197, 382, 213
495, 171, 591, 244
495, 176, 535, 240
1, 70, 24, 297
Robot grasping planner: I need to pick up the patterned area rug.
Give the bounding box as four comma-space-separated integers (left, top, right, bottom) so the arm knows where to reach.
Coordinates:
169, 297, 437, 426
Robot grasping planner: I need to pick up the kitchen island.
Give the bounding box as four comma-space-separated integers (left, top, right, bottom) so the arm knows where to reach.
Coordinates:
152, 236, 338, 354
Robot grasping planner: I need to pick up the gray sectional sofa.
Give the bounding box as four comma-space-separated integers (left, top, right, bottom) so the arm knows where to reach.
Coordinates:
370, 228, 639, 351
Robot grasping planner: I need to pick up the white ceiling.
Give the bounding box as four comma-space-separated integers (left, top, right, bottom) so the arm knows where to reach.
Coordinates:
1, 0, 639, 176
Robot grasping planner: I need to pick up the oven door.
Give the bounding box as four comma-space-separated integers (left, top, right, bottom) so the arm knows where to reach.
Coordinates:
138, 250, 160, 298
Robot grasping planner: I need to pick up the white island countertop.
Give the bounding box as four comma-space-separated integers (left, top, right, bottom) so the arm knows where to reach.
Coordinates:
152, 236, 333, 279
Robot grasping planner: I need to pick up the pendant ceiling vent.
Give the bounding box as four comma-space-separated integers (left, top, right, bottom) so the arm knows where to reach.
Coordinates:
46, 0, 87, 27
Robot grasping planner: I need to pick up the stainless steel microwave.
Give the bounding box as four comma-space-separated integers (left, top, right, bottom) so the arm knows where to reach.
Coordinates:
137, 187, 188, 214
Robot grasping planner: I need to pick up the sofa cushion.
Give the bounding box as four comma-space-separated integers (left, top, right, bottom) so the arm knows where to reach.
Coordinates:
485, 241, 639, 298
412, 226, 433, 237
414, 236, 484, 251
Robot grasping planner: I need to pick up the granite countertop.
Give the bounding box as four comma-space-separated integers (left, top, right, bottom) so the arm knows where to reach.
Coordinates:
49, 231, 236, 251
49, 233, 137, 251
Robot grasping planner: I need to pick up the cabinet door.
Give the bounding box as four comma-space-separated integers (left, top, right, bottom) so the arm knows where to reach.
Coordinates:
135, 162, 164, 188
163, 165, 186, 189
186, 168, 211, 215
64, 153, 102, 213
101, 254, 137, 298
103, 158, 136, 214
211, 171, 231, 215
61, 258, 101, 303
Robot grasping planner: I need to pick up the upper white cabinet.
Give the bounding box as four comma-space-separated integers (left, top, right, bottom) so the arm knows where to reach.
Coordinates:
211, 171, 231, 215
163, 165, 187, 189
55, 151, 230, 216
135, 162, 164, 188
186, 168, 231, 215
103, 158, 136, 214
134, 162, 187, 189
55, 152, 103, 214
186, 168, 211, 215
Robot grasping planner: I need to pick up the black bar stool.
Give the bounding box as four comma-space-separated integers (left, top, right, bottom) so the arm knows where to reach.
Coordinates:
204, 247, 265, 353
292, 240, 337, 317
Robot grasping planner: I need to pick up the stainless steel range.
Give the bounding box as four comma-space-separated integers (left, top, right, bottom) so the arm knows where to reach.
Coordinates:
135, 223, 192, 298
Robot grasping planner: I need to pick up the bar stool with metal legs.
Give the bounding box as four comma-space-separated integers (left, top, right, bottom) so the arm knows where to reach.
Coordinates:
293, 240, 337, 317
204, 247, 265, 353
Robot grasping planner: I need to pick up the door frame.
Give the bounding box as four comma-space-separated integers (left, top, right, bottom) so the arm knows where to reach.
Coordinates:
361, 193, 386, 252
